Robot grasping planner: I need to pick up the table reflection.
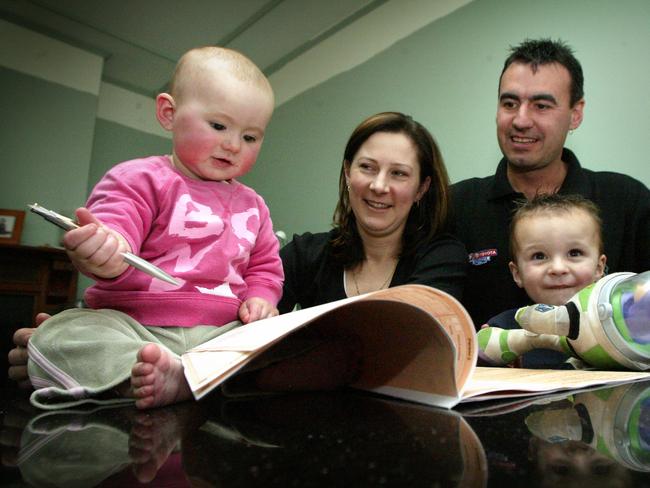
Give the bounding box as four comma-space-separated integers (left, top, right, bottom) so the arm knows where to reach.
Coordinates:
3, 382, 650, 486
182, 392, 487, 487
464, 380, 650, 486
13, 401, 197, 487
4, 391, 485, 487
525, 382, 650, 486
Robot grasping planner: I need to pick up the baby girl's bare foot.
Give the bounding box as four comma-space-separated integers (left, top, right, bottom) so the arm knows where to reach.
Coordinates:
131, 343, 192, 409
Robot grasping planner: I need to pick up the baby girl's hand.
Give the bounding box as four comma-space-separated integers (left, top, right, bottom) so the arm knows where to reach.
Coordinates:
62, 207, 131, 279
239, 297, 279, 324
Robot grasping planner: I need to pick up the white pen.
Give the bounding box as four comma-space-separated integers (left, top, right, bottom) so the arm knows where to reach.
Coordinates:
28, 203, 180, 286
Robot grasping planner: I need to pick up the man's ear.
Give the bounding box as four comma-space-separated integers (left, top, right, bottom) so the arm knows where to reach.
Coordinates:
156, 93, 175, 131
570, 98, 585, 130
509, 261, 524, 288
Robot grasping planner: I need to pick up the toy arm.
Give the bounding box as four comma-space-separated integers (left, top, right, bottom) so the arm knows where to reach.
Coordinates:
515, 303, 580, 339
478, 327, 565, 366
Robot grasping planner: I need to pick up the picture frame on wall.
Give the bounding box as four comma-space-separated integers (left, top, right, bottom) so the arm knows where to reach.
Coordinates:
0, 209, 25, 245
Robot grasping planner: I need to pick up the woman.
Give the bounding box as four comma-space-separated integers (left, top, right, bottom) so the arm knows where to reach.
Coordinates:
279, 111, 466, 312
9, 112, 466, 391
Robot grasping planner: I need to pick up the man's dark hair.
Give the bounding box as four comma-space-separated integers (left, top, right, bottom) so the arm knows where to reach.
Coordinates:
500, 38, 584, 106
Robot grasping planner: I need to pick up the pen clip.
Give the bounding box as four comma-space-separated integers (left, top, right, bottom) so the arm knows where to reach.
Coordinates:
28, 203, 79, 231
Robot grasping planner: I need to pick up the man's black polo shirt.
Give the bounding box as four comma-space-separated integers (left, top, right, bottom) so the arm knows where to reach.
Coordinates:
449, 148, 650, 327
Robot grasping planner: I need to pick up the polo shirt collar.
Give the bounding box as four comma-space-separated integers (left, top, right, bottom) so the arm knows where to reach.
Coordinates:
488, 157, 519, 201
557, 148, 589, 194
488, 148, 585, 201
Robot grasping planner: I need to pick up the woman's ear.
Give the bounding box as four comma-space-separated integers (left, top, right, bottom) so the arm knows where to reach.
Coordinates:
156, 93, 175, 131
416, 176, 431, 201
343, 160, 351, 185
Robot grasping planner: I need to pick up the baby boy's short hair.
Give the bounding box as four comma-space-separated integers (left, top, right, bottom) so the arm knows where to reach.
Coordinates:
509, 193, 604, 261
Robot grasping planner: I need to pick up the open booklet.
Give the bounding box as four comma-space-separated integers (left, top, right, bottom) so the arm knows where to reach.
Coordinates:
181, 284, 650, 408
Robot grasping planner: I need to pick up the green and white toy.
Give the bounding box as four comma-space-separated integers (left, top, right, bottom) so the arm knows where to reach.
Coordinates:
478, 271, 650, 370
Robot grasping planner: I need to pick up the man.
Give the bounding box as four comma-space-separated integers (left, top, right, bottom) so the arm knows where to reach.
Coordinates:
450, 38, 650, 327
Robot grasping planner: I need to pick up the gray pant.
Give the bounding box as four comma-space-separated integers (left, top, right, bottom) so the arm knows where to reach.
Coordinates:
28, 308, 241, 410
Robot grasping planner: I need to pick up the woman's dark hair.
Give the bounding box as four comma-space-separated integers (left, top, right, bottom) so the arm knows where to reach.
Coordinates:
331, 112, 450, 267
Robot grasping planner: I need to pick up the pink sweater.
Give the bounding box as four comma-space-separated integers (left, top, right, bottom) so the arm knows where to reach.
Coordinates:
83, 156, 284, 327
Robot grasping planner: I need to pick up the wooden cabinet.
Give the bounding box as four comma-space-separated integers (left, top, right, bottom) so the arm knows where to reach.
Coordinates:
0, 244, 78, 385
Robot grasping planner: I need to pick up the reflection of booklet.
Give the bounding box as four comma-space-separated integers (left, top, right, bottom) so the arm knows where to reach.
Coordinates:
181, 284, 650, 408
185, 392, 488, 486
458, 383, 626, 417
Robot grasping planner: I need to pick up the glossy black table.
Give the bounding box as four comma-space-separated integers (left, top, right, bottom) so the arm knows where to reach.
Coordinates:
3, 381, 650, 487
